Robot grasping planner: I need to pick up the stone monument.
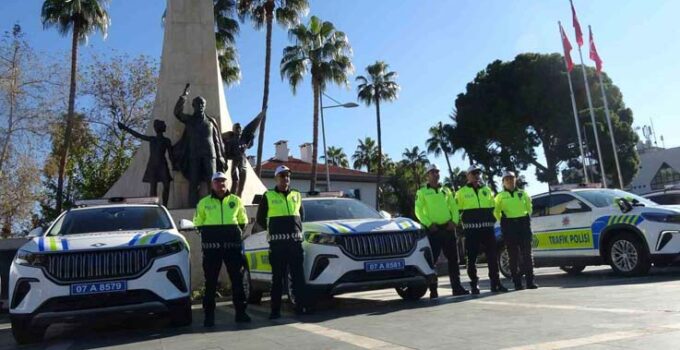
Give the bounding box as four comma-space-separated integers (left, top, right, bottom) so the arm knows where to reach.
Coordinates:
106, 0, 266, 209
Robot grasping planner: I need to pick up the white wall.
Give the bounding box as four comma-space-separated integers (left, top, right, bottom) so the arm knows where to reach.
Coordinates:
261, 178, 377, 209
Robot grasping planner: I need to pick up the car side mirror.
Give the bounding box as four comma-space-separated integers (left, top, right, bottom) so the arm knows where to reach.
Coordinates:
27, 227, 44, 238
379, 210, 392, 219
179, 219, 195, 231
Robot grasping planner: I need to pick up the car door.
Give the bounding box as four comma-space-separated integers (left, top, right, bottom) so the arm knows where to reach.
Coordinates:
531, 193, 597, 259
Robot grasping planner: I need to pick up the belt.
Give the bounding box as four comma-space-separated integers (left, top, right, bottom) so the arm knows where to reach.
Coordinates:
201, 242, 243, 250
461, 222, 496, 230
268, 232, 303, 242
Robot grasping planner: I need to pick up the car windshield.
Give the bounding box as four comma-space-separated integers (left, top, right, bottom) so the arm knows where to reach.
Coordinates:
576, 190, 657, 208
302, 199, 382, 222
47, 206, 173, 235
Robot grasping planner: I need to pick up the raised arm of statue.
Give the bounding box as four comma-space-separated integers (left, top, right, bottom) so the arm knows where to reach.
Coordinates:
174, 95, 191, 123
118, 122, 154, 142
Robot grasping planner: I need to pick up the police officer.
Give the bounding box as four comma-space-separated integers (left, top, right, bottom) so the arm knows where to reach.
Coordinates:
255, 165, 308, 319
455, 165, 508, 294
415, 164, 469, 298
494, 171, 538, 290
193, 172, 251, 326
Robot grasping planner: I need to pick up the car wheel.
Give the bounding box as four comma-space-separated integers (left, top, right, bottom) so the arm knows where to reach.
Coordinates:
607, 232, 651, 276
395, 284, 428, 301
11, 317, 45, 345
243, 268, 263, 304
498, 245, 512, 278
559, 265, 586, 275
169, 298, 192, 327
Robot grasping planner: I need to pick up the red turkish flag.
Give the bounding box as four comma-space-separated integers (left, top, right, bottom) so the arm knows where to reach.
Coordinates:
589, 26, 603, 74
571, 0, 584, 47
560, 22, 574, 72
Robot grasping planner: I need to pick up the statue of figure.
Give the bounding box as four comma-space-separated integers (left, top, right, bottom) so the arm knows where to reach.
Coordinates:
172, 84, 226, 207
222, 111, 263, 196
117, 120, 173, 206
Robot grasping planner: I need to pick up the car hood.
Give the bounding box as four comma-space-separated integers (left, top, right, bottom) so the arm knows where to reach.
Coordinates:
303, 218, 421, 234
659, 205, 680, 213
22, 230, 182, 253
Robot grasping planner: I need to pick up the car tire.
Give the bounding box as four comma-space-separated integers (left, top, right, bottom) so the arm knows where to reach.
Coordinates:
243, 268, 263, 304
395, 284, 428, 301
559, 265, 586, 275
169, 299, 193, 327
607, 232, 651, 276
11, 317, 45, 345
498, 245, 512, 279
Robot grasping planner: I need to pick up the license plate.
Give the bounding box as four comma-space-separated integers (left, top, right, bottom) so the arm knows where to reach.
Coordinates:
364, 259, 405, 272
70, 281, 127, 295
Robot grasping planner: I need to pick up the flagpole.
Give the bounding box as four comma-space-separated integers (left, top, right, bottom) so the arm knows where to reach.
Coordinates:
559, 21, 589, 184
576, 46, 607, 188
590, 26, 623, 189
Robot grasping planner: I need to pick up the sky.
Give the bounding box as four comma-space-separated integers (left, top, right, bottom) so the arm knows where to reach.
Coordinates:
2, 0, 679, 194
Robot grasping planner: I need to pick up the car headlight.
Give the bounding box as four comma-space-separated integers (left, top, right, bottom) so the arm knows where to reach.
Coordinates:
641, 212, 680, 223
151, 240, 185, 258
304, 232, 340, 245
14, 250, 48, 267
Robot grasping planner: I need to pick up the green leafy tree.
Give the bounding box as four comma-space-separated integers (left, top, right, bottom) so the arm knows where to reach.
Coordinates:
356, 61, 399, 208
450, 53, 639, 187
402, 146, 429, 192
321, 145, 349, 168
214, 0, 242, 85
426, 121, 457, 188
352, 137, 377, 172
237, 0, 309, 176
280, 16, 353, 191
41, 0, 110, 213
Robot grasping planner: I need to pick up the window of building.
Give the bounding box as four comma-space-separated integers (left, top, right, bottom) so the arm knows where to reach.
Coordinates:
650, 163, 680, 190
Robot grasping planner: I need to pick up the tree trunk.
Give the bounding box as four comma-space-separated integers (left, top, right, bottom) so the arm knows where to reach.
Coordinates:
56, 26, 80, 213
310, 78, 320, 192
375, 98, 382, 209
255, 2, 275, 176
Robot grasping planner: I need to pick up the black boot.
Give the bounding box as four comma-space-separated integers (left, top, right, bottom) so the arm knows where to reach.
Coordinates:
513, 277, 524, 291
469, 281, 480, 295
235, 310, 251, 323
491, 280, 509, 293
526, 275, 539, 289
429, 285, 439, 299
269, 309, 281, 320
203, 309, 215, 327
450, 276, 469, 296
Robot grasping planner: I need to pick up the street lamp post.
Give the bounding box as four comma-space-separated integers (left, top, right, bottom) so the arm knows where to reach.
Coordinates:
320, 93, 358, 191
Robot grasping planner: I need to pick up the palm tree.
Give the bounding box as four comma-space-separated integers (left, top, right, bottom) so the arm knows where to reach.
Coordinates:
352, 137, 377, 172
426, 121, 456, 188
321, 146, 349, 168
238, 0, 309, 176
402, 146, 429, 192
280, 16, 353, 191
41, 0, 110, 213
356, 61, 399, 208
214, 0, 241, 85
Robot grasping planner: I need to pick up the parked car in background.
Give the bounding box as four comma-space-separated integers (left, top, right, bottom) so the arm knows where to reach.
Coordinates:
642, 186, 680, 205
498, 188, 680, 278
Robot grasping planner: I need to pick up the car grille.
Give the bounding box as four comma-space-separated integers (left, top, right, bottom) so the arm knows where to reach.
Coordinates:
43, 248, 152, 282
338, 231, 420, 259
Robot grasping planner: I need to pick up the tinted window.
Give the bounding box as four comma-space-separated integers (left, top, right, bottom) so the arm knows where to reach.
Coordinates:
303, 199, 382, 222
546, 194, 590, 215
577, 190, 656, 208
531, 196, 549, 217
648, 194, 680, 205
48, 207, 172, 235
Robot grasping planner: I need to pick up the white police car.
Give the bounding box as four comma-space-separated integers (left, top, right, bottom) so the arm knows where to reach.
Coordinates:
498, 188, 680, 278
9, 198, 191, 344
243, 197, 435, 305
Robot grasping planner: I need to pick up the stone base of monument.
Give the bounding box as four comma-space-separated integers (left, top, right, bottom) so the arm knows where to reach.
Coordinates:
169, 205, 259, 294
